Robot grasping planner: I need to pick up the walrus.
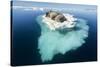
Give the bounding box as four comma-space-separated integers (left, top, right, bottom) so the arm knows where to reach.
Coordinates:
45, 11, 67, 22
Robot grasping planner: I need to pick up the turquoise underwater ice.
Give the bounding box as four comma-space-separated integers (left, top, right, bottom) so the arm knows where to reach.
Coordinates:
37, 15, 89, 62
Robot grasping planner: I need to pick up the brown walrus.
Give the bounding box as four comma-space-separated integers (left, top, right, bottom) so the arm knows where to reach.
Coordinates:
45, 11, 67, 22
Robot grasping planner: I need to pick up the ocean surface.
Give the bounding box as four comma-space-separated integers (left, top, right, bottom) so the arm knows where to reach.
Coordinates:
11, 2, 97, 66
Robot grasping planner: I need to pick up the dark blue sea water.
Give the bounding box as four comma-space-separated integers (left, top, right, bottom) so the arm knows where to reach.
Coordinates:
11, 5, 97, 66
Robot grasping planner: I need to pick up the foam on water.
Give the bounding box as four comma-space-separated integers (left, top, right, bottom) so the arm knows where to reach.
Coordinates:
36, 15, 89, 62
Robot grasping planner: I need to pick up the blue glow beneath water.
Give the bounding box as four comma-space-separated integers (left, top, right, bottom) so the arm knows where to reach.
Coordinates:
37, 15, 89, 62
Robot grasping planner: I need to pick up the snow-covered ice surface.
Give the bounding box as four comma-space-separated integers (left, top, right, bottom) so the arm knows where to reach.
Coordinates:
42, 14, 77, 31
36, 14, 89, 62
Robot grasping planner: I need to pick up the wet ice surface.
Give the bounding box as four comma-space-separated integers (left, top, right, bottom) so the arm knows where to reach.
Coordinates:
37, 15, 89, 62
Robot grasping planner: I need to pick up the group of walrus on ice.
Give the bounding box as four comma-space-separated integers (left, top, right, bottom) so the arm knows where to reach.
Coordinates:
42, 10, 77, 30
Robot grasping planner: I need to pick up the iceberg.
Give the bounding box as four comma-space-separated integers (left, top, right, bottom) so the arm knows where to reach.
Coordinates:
43, 11, 77, 31
36, 13, 89, 62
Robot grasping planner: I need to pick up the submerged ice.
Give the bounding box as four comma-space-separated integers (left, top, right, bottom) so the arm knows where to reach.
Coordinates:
36, 14, 89, 62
